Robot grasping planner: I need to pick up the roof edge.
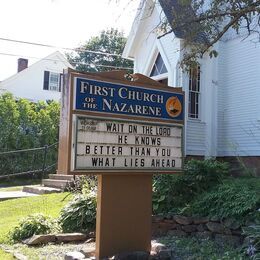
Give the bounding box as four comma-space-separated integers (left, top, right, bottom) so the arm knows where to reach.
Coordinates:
123, 0, 153, 59
0, 51, 73, 84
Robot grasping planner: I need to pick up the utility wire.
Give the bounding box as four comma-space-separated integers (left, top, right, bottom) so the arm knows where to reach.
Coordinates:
0, 52, 133, 70
0, 37, 128, 58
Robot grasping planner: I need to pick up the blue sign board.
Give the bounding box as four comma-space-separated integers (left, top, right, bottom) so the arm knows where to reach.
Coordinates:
75, 77, 184, 122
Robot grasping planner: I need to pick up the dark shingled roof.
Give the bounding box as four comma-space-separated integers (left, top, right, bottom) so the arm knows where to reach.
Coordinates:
158, 0, 208, 43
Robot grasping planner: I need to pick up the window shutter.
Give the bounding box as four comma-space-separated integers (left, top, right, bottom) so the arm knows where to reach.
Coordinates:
59, 73, 63, 92
43, 71, 50, 90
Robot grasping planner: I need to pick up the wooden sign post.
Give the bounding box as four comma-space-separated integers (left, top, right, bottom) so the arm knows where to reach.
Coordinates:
96, 174, 152, 258
57, 69, 184, 258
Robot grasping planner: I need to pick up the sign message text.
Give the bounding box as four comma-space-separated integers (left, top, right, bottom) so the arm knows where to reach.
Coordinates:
75, 117, 182, 171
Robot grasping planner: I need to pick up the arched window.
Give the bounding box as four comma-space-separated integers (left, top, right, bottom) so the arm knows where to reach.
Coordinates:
149, 53, 168, 85
150, 53, 167, 76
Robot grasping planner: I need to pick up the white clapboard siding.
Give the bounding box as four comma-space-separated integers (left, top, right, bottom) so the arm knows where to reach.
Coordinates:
217, 33, 260, 156
186, 120, 206, 155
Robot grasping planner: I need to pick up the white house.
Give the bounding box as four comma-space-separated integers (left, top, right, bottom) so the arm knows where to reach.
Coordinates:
0, 51, 73, 102
123, 0, 260, 172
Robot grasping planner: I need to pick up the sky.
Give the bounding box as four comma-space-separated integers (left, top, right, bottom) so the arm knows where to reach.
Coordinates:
0, 0, 139, 80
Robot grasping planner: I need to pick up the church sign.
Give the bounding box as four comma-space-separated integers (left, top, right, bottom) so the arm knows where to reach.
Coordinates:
57, 70, 185, 258
72, 75, 184, 173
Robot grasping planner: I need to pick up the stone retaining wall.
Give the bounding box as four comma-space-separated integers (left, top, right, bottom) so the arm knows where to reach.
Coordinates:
152, 215, 245, 247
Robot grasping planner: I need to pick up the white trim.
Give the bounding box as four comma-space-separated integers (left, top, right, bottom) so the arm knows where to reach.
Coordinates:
143, 40, 173, 85
144, 45, 169, 84
122, 0, 154, 59
187, 118, 202, 123
143, 43, 158, 75
157, 39, 172, 74
151, 72, 168, 81
175, 61, 181, 86
182, 69, 189, 156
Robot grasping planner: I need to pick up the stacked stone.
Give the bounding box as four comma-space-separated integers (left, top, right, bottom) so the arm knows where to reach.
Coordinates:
152, 215, 244, 247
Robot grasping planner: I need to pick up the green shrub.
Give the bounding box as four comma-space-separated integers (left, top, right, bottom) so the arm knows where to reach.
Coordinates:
152, 159, 229, 214
0, 93, 60, 176
186, 179, 260, 221
59, 191, 96, 233
66, 175, 97, 194
9, 213, 59, 242
182, 159, 229, 193
0, 93, 60, 152
153, 174, 179, 214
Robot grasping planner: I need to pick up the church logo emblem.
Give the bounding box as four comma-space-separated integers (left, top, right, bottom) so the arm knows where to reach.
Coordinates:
166, 96, 182, 117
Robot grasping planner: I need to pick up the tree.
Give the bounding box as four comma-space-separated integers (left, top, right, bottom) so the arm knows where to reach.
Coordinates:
67, 28, 133, 72
0, 93, 60, 175
0, 93, 60, 151
157, 0, 260, 68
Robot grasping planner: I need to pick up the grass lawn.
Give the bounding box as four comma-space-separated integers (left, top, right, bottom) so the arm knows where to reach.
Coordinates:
0, 248, 15, 259
0, 192, 71, 244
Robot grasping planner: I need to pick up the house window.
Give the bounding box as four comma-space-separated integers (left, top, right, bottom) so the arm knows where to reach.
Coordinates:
188, 65, 200, 119
49, 72, 59, 91
43, 71, 62, 92
150, 53, 167, 77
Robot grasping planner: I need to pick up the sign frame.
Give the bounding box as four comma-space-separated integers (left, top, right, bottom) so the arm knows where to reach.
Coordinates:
57, 69, 185, 176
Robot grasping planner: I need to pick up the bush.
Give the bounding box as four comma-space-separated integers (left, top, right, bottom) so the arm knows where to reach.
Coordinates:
66, 175, 97, 194
0, 93, 60, 152
59, 191, 96, 233
186, 178, 260, 221
9, 213, 59, 242
181, 159, 229, 193
152, 159, 229, 214
153, 174, 179, 214
0, 93, 60, 176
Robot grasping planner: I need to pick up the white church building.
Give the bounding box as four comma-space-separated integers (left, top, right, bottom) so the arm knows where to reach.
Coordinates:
123, 0, 260, 173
